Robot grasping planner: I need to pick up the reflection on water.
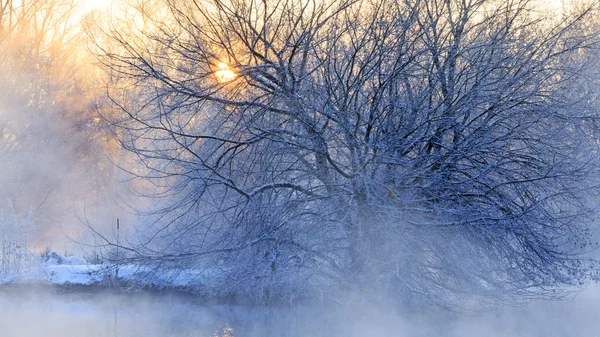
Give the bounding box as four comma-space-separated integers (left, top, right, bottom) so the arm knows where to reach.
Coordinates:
214, 326, 235, 337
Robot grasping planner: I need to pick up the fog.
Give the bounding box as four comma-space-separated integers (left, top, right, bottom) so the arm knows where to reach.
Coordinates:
0, 0, 132, 254
1, 285, 599, 337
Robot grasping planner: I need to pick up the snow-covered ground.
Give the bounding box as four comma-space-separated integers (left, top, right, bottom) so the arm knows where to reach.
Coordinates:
0, 251, 202, 289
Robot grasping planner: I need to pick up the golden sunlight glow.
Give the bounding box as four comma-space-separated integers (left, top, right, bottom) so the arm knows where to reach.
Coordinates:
81, 0, 113, 12
541, 0, 568, 13
215, 62, 236, 83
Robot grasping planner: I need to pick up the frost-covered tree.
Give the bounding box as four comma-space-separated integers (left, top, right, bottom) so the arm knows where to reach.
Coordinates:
95, 0, 600, 306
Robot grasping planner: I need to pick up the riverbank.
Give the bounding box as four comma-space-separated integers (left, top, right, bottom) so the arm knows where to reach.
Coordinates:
0, 251, 208, 295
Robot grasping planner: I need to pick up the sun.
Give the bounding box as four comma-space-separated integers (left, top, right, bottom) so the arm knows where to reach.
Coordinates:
215, 62, 236, 83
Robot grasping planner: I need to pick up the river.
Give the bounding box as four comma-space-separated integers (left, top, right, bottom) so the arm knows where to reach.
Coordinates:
0, 285, 599, 337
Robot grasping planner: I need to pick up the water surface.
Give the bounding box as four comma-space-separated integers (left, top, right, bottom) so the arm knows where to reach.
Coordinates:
1, 285, 599, 337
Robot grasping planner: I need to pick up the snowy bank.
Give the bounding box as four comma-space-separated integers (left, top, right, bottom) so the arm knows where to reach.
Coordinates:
0, 252, 204, 290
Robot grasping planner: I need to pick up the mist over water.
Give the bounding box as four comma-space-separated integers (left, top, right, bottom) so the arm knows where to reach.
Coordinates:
0, 285, 599, 337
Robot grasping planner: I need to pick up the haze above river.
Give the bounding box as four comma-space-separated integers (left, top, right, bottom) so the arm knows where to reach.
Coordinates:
0, 285, 599, 337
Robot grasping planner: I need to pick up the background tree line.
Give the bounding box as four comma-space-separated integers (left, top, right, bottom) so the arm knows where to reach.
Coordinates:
0, 0, 120, 249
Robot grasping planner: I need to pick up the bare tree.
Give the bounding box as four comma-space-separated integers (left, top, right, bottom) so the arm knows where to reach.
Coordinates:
94, 0, 600, 306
